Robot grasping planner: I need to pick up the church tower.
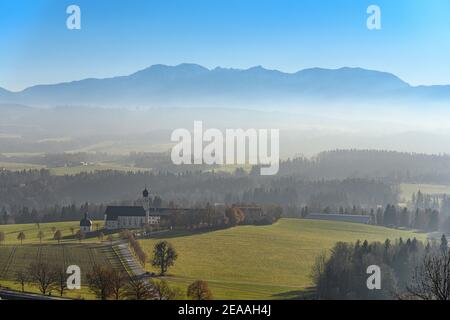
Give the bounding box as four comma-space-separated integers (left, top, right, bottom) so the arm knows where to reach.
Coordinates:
143, 187, 150, 224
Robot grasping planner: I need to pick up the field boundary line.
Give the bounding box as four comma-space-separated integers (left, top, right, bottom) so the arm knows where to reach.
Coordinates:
1, 246, 17, 278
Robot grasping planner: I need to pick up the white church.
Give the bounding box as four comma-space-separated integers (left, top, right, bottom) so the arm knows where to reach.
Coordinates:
104, 188, 167, 230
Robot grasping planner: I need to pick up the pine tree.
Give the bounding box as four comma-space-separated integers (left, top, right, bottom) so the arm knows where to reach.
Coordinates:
440, 234, 448, 254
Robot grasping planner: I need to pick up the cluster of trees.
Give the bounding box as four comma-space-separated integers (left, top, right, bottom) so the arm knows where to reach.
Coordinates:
237, 178, 396, 210
1, 203, 106, 225
5, 149, 450, 183
164, 207, 225, 231
169, 204, 281, 231
225, 207, 245, 226
85, 266, 212, 300
13, 262, 78, 296
10, 261, 177, 300
289, 204, 441, 232
279, 150, 450, 183
372, 205, 440, 231
312, 235, 449, 300
410, 191, 440, 210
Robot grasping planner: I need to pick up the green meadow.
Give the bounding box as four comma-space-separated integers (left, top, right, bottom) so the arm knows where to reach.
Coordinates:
140, 219, 426, 300
0, 218, 427, 299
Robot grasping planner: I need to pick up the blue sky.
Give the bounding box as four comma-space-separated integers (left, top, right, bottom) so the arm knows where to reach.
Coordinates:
1, 0, 449, 91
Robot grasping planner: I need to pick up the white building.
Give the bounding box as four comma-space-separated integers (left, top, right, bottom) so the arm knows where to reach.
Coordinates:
104, 188, 165, 230
79, 213, 93, 232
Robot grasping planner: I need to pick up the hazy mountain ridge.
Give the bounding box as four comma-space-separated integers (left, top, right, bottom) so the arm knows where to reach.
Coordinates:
0, 64, 449, 108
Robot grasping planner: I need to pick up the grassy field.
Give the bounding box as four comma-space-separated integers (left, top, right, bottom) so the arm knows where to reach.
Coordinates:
400, 183, 450, 202
0, 221, 106, 244
67, 142, 174, 155
48, 163, 150, 176
0, 160, 150, 175
0, 218, 428, 300
0, 243, 125, 299
140, 219, 426, 300
0, 162, 45, 171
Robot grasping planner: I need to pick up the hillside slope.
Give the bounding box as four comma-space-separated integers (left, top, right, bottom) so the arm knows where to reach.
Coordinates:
140, 218, 425, 299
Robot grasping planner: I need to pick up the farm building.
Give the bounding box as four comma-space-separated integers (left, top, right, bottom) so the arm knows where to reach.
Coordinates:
305, 213, 372, 224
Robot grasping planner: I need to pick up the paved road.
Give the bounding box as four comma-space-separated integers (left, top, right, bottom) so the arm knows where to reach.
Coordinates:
0, 289, 69, 300
117, 242, 146, 277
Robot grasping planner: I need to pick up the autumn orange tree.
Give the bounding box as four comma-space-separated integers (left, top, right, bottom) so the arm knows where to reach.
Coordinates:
187, 280, 213, 300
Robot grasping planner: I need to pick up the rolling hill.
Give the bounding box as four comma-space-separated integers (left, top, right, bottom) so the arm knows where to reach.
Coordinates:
0, 218, 430, 299
139, 218, 426, 299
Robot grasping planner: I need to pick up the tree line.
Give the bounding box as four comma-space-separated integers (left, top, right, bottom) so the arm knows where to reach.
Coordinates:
311, 235, 450, 299
0, 167, 397, 223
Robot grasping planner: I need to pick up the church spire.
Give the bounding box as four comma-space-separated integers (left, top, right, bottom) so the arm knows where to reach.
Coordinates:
143, 186, 149, 198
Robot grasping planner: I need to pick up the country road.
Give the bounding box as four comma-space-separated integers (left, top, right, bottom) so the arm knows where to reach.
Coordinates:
0, 289, 69, 300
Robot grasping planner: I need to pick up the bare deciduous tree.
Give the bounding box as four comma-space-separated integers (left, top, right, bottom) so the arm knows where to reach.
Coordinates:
53, 230, 62, 244
150, 279, 182, 300
28, 262, 56, 295
407, 251, 450, 300
110, 269, 128, 300
86, 265, 114, 300
75, 230, 85, 243
17, 231, 26, 245
107, 234, 114, 245
125, 279, 154, 300
15, 270, 28, 292
52, 265, 68, 297
37, 230, 45, 243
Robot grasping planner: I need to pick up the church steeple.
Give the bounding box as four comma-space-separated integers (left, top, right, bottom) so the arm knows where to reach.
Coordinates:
143, 186, 150, 224
143, 187, 149, 198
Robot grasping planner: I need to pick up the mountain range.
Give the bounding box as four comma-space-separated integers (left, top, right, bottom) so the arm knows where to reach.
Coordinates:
1, 64, 449, 108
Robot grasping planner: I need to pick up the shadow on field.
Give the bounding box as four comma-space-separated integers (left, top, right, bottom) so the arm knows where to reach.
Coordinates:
272, 287, 316, 300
